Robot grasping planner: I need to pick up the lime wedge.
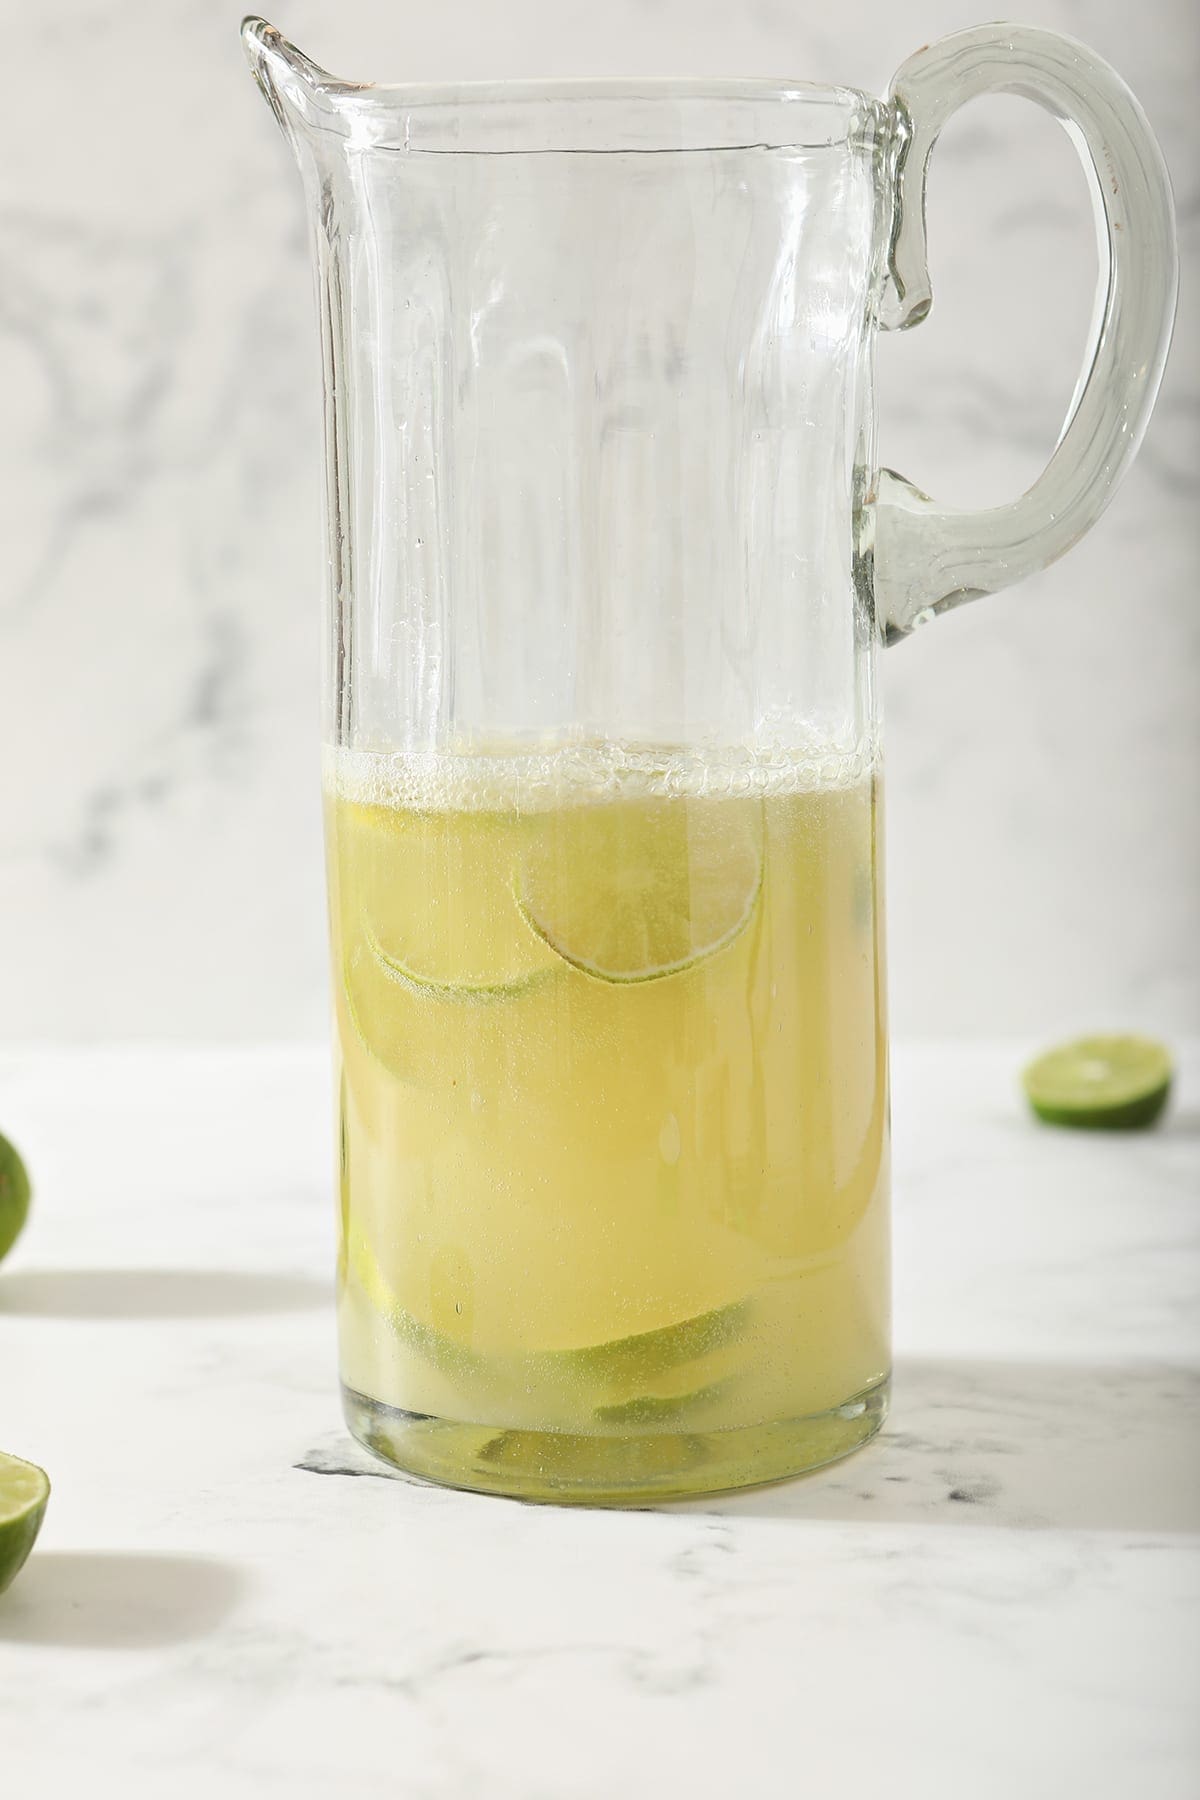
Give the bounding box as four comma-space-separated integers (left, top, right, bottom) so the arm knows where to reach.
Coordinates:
518, 796, 763, 983
0, 1452, 49, 1596
1022, 1035, 1173, 1130
0, 1131, 31, 1265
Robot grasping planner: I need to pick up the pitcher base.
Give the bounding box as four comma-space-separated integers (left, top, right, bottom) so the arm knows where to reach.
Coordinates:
342, 1375, 890, 1506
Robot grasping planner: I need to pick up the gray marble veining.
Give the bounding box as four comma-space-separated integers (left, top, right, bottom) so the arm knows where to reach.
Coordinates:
0, 0, 1196, 1039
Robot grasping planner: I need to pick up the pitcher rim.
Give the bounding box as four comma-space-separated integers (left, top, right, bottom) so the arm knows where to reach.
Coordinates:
242, 17, 892, 147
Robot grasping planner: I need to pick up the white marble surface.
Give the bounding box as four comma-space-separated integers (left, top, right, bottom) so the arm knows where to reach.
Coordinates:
0, 0, 1196, 1043
0, 1042, 1196, 1797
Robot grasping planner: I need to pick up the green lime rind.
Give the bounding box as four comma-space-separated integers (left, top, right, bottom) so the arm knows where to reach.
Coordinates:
385, 1303, 494, 1383
0, 1452, 50, 1597
341, 936, 558, 1080
514, 797, 765, 986
343, 1226, 750, 1406
0, 1132, 31, 1265
363, 928, 558, 1004
559, 1298, 751, 1383
515, 864, 763, 986
594, 1377, 737, 1426
1029, 1089, 1171, 1130
376, 1290, 749, 1397
1022, 1035, 1173, 1132
344, 1225, 492, 1376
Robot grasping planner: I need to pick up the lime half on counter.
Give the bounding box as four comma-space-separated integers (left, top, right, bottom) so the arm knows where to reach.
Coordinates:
1022, 1035, 1173, 1130
0, 1452, 50, 1596
0, 1131, 31, 1264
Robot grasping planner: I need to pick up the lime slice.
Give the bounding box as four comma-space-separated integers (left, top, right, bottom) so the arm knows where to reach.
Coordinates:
518, 796, 763, 983
361, 928, 554, 1003
343, 1220, 750, 1408
1022, 1035, 1173, 1130
562, 1297, 750, 1385
343, 1218, 493, 1382
0, 1131, 31, 1265
594, 1378, 736, 1426
336, 800, 559, 998
0, 1452, 49, 1596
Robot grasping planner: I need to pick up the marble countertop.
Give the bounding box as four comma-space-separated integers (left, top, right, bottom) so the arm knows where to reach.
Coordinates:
0, 1043, 1196, 1797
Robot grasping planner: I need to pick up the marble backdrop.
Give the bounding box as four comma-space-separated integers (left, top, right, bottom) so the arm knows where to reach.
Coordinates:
0, 0, 1195, 1040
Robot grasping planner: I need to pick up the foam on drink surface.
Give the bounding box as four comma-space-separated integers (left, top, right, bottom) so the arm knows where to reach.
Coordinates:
325, 736, 878, 815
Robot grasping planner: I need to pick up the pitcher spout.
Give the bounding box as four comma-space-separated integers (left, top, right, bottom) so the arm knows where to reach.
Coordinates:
241, 17, 367, 150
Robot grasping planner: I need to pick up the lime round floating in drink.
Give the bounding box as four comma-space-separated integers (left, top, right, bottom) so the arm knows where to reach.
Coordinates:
0, 1452, 50, 1596
519, 797, 764, 983
1022, 1035, 1173, 1130
0, 1131, 31, 1264
346, 799, 561, 1000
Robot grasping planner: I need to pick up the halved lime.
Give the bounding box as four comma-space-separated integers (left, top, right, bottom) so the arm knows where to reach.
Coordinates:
1022, 1035, 1173, 1130
0, 1452, 49, 1596
0, 1131, 31, 1264
518, 796, 764, 983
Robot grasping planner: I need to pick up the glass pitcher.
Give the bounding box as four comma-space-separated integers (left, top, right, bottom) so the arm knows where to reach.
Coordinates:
243, 19, 1176, 1504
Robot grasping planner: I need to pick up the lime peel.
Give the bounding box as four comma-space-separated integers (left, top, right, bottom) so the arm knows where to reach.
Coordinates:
594, 1377, 738, 1426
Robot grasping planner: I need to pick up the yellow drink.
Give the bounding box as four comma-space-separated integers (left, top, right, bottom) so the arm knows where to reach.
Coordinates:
327, 748, 889, 1501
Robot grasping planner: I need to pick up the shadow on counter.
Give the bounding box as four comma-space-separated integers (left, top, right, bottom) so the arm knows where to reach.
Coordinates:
0, 1268, 329, 1320
0, 1552, 247, 1649
677, 1356, 1200, 1532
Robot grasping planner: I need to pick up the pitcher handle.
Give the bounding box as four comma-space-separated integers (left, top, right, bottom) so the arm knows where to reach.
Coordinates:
874, 25, 1177, 643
